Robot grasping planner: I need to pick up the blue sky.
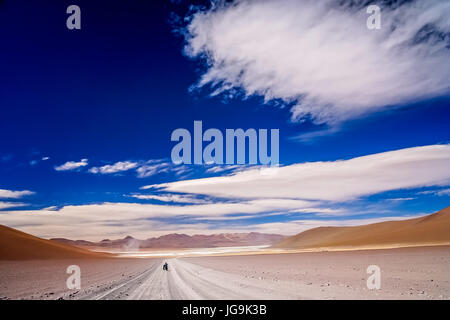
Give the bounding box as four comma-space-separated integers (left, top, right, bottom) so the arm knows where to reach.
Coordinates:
0, 0, 449, 240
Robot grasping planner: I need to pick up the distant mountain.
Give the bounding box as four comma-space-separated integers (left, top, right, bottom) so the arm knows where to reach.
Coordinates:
0, 225, 111, 260
51, 232, 285, 249
273, 207, 450, 250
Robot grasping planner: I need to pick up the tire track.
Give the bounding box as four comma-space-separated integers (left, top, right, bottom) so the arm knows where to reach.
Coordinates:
79, 261, 159, 300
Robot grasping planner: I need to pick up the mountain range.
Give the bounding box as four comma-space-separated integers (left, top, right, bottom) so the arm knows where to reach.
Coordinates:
51, 232, 285, 249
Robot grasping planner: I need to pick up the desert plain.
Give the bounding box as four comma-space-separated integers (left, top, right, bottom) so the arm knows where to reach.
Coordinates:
1, 207, 449, 300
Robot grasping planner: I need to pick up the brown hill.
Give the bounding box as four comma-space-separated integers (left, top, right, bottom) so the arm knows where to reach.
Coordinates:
273, 207, 450, 250
0, 225, 111, 260
52, 232, 284, 249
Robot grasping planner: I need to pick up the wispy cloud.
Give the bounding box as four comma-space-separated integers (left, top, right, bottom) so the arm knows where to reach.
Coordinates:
0, 188, 34, 209
0, 201, 27, 210
418, 188, 450, 196
387, 197, 415, 202
205, 165, 243, 174
129, 193, 209, 204
30, 156, 50, 166
89, 161, 139, 174
136, 160, 172, 178
184, 0, 450, 124
0, 189, 35, 199
54, 158, 88, 171
81, 159, 193, 179
146, 144, 450, 202
239, 215, 426, 236
435, 189, 450, 196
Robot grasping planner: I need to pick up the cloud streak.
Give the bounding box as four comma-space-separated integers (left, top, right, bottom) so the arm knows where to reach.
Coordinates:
146, 144, 450, 201
129, 193, 209, 204
0, 201, 27, 210
0, 201, 420, 240
89, 161, 138, 174
54, 159, 88, 171
0, 189, 35, 199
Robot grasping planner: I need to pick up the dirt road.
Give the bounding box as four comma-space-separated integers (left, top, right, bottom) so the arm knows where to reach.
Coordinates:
80, 259, 305, 300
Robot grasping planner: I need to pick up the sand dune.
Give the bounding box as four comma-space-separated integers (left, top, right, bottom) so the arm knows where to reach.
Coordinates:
274, 207, 450, 250
0, 225, 111, 260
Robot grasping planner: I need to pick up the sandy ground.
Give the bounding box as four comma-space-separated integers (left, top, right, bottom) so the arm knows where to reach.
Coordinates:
1, 246, 449, 300
0, 259, 154, 300
183, 246, 450, 299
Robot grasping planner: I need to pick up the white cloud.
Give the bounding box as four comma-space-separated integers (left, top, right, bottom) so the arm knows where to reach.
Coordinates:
89, 161, 138, 174
146, 144, 450, 201
243, 215, 426, 235
0, 199, 314, 223
0, 201, 27, 210
205, 165, 241, 174
0, 202, 422, 240
184, 0, 450, 124
0, 189, 35, 199
135, 161, 195, 178
129, 193, 209, 204
436, 189, 450, 196
290, 208, 345, 215
136, 161, 171, 178
387, 197, 415, 201
54, 158, 192, 178
54, 159, 88, 171
418, 188, 450, 196
0, 198, 315, 239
